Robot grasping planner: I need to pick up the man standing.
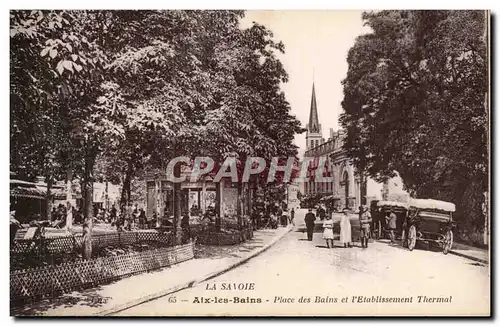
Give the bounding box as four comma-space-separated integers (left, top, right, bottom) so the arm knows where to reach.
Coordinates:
110, 205, 117, 224
359, 205, 372, 248
304, 208, 316, 241
386, 209, 397, 244
276, 204, 284, 226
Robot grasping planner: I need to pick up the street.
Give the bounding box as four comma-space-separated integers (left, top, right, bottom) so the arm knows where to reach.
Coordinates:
117, 209, 490, 316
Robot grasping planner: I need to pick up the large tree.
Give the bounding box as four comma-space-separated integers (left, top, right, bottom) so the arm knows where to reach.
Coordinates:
11, 10, 304, 249
340, 10, 488, 234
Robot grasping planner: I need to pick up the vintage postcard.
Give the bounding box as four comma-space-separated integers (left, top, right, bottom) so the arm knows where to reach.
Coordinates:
9, 9, 490, 316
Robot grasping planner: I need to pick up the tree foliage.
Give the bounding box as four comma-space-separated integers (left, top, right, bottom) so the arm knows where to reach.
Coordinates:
11, 10, 304, 244
340, 10, 488, 232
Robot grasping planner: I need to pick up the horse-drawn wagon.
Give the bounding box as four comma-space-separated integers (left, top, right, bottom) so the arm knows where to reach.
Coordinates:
405, 199, 455, 254
370, 200, 409, 241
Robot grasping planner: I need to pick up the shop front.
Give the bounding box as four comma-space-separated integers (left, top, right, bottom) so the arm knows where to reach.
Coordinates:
145, 173, 252, 226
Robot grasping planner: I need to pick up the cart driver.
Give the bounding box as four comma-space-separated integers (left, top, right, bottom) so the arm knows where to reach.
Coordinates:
359, 205, 372, 248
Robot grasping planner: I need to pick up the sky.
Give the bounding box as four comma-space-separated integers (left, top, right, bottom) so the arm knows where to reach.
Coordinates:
240, 10, 372, 158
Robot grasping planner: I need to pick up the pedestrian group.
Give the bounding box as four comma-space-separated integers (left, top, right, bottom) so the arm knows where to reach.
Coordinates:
305, 205, 377, 249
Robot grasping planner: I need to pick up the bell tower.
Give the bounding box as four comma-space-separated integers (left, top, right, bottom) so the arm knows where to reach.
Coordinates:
305, 83, 323, 150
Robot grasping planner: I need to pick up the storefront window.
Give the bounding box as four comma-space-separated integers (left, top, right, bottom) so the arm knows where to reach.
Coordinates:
204, 190, 216, 211
161, 181, 174, 218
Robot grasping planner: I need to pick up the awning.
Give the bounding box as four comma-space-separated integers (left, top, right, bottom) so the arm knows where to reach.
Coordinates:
10, 186, 46, 200
10, 179, 37, 186
10, 184, 67, 200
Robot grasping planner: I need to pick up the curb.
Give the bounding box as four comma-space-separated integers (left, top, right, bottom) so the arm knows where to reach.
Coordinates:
449, 250, 488, 265
97, 225, 294, 316
372, 240, 489, 265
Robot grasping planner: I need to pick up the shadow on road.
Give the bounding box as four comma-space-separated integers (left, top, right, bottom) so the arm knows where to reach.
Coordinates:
468, 262, 485, 267
315, 245, 329, 249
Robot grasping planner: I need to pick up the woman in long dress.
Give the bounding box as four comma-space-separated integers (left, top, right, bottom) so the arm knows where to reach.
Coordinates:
322, 214, 334, 248
340, 209, 352, 248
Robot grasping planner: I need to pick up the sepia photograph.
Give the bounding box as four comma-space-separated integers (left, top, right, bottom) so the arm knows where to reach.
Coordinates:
9, 9, 490, 317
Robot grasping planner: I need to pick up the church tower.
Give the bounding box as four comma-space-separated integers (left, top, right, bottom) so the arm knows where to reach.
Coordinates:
305, 83, 323, 150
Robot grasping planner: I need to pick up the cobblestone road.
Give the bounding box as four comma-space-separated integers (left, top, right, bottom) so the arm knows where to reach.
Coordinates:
117, 209, 490, 316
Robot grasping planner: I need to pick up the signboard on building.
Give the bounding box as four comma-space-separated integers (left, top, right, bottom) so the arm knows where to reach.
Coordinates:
93, 184, 105, 203
222, 187, 238, 217
287, 182, 300, 211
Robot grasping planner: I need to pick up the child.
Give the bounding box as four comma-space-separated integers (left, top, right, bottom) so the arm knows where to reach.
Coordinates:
322, 214, 334, 248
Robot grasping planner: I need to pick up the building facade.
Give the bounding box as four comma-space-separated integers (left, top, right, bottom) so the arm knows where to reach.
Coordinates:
302, 83, 403, 210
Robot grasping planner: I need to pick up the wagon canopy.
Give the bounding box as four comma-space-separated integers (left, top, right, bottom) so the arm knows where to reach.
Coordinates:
409, 199, 456, 212
376, 200, 410, 210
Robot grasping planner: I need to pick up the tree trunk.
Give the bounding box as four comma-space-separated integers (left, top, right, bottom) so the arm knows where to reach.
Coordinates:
382, 179, 389, 201
360, 171, 367, 206
120, 160, 133, 213
358, 170, 364, 221
45, 176, 53, 221
215, 181, 221, 232
237, 182, 243, 229
66, 166, 73, 230
105, 180, 109, 211
82, 144, 97, 260
173, 162, 182, 245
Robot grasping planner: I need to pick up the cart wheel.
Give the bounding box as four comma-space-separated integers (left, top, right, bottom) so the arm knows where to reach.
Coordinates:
443, 230, 453, 255
408, 225, 417, 251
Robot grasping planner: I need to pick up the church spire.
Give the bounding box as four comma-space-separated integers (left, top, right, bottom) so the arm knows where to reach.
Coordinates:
308, 83, 320, 133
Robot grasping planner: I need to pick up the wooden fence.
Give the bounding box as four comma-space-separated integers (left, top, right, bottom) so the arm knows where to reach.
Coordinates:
10, 242, 194, 305
193, 227, 254, 245
10, 231, 174, 270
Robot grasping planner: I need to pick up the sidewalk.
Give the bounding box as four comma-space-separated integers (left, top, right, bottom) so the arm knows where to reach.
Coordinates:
372, 238, 489, 265
11, 226, 293, 316
449, 242, 489, 265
